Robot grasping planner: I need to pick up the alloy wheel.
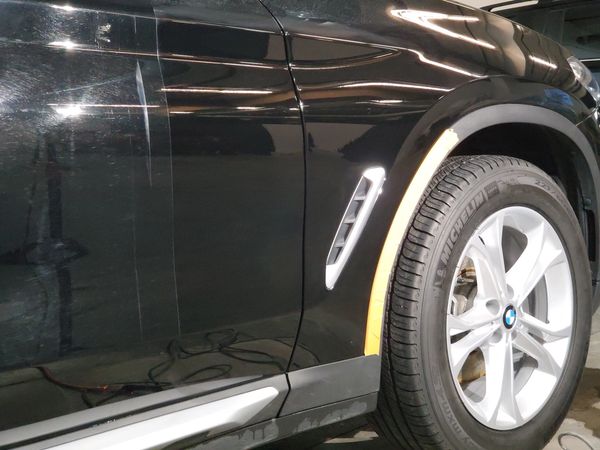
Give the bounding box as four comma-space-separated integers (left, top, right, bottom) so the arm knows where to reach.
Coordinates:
446, 206, 573, 430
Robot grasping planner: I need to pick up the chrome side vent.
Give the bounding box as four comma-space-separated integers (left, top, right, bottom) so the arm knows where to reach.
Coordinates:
326, 167, 386, 290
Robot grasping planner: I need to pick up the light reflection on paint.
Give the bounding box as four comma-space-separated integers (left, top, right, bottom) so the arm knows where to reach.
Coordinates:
49, 40, 78, 50
50, 4, 76, 12
49, 103, 160, 109
52, 104, 83, 117
390, 9, 496, 50
50, 103, 160, 118
491, 0, 539, 13
340, 81, 450, 93
409, 49, 483, 78
161, 87, 274, 95
290, 35, 482, 78
529, 55, 557, 70
371, 99, 405, 104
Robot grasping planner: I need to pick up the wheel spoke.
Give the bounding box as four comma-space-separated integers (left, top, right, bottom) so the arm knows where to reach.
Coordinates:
520, 312, 571, 342
481, 334, 522, 426
506, 221, 564, 306
513, 331, 562, 378
447, 303, 499, 337
450, 323, 498, 378
467, 213, 507, 300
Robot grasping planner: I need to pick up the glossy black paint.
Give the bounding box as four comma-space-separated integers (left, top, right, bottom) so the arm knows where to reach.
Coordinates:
0, 0, 177, 429
0, 0, 305, 433
0, 0, 598, 444
262, 0, 598, 366
154, 0, 306, 388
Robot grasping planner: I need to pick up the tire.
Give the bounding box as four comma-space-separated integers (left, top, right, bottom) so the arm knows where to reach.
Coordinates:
372, 155, 592, 450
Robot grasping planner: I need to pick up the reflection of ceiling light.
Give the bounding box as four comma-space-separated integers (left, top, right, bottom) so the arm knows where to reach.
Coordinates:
340, 81, 450, 93
51, 4, 76, 12
53, 104, 83, 117
161, 87, 273, 95
393, 9, 479, 23
50, 103, 161, 118
290, 36, 481, 78
529, 55, 557, 69
390, 9, 495, 50
491, 1, 538, 13
49, 103, 160, 109
49, 40, 78, 50
371, 100, 404, 104
410, 49, 483, 78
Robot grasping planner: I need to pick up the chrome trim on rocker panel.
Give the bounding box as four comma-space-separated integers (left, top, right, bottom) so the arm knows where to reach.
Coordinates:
0, 377, 255, 448
5, 376, 288, 450
325, 167, 386, 290
48, 387, 279, 450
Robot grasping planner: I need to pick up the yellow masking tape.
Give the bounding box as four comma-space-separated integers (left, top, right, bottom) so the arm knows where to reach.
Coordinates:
364, 129, 460, 355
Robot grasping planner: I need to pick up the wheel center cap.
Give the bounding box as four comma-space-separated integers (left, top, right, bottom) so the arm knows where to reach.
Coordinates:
503, 305, 517, 329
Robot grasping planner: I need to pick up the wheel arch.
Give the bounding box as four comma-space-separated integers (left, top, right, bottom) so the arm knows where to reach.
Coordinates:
452, 121, 597, 265
365, 103, 600, 356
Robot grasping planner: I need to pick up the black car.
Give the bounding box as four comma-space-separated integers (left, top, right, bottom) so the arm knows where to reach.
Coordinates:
0, 1, 599, 449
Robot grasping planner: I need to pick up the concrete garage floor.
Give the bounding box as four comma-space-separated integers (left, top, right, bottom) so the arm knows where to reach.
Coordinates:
266, 310, 600, 450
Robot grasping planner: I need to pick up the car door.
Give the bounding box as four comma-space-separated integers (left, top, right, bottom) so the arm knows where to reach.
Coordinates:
0, 0, 181, 436
152, 0, 305, 373
0, 0, 304, 444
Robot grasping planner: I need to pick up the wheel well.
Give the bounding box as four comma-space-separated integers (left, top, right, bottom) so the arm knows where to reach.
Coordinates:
451, 123, 597, 265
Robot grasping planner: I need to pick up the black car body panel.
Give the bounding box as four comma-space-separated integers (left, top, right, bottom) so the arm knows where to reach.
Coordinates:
0, 0, 181, 430
154, 0, 306, 377
0, 0, 304, 434
262, 0, 599, 367
0, 0, 598, 447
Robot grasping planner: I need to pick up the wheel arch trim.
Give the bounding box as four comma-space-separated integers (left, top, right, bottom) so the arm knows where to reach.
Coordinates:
364, 104, 600, 355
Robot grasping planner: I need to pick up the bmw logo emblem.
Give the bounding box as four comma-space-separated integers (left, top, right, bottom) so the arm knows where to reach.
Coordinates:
503, 305, 517, 329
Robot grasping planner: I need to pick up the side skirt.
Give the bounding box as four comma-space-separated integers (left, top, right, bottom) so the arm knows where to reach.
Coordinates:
282, 354, 381, 415
10, 356, 381, 449
195, 393, 379, 450
13, 377, 288, 450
